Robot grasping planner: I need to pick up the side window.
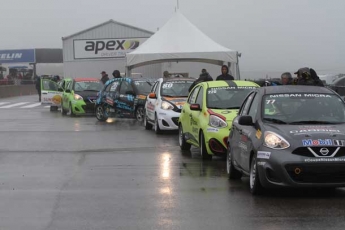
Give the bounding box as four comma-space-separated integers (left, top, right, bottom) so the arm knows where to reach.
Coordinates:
120, 81, 134, 94
155, 82, 160, 95
151, 82, 158, 93
240, 92, 255, 115
188, 86, 200, 104
59, 80, 65, 90
248, 93, 260, 119
65, 81, 72, 90
195, 86, 204, 107
42, 79, 58, 91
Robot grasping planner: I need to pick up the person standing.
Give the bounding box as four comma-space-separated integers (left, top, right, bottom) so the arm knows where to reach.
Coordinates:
216, 65, 234, 81
188, 72, 213, 92
35, 76, 41, 102
100, 71, 109, 84
281, 72, 293, 85
112, 70, 122, 78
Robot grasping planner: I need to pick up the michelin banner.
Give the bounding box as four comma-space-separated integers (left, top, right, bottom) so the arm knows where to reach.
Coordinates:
0, 49, 35, 63
73, 38, 147, 59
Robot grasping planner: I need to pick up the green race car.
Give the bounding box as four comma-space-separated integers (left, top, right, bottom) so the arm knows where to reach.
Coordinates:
179, 80, 259, 160
60, 78, 103, 116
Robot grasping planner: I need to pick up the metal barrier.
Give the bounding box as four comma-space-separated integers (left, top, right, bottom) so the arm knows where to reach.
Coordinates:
0, 84, 37, 98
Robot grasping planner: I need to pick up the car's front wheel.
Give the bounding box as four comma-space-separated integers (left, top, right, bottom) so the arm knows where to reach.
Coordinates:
96, 104, 108, 121
179, 124, 191, 151
143, 112, 153, 130
200, 132, 212, 161
227, 146, 242, 180
154, 114, 162, 134
61, 102, 67, 115
135, 106, 144, 122
250, 154, 264, 195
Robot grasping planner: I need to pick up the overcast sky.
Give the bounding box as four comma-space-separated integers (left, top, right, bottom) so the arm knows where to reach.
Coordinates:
1, 0, 344, 73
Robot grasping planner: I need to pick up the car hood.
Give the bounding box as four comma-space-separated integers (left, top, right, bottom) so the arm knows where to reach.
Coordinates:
163, 97, 188, 107
264, 123, 345, 146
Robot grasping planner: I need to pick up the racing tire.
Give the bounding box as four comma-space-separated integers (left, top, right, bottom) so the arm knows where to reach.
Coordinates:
154, 114, 162, 134
179, 124, 191, 151
50, 106, 58, 112
250, 154, 264, 195
95, 104, 108, 122
227, 146, 242, 180
61, 102, 67, 115
135, 106, 144, 122
143, 113, 152, 130
200, 132, 212, 161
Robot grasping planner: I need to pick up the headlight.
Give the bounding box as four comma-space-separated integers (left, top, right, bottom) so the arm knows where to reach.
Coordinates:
264, 131, 290, 149
74, 94, 83, 100
161, 101, 174, 110
209, 115, 227, 128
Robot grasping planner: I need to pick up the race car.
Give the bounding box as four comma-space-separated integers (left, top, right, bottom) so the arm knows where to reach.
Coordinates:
95, 77, 152, 122
227, 86, 345, 195
60, 78, 103, 116
143, 77, 194, 134
179, 80, 259, 160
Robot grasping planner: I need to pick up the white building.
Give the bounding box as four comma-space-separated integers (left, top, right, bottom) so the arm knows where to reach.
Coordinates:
62, 20, 162, 79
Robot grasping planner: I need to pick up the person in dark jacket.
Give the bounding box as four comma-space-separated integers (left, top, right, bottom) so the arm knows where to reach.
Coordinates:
35, 76, 41, 102
281, 72, 293, 85
112, 70, 122, 78
188, 72, 213, 92
216, 65, 234, 81
100, 71, 109, 84
294, 67, 324, 86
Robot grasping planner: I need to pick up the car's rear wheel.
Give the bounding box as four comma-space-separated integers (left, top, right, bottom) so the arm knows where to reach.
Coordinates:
250, 154, 264, 195
179, 124, 191, 151
154, 114, 162, 134
135, 106, 144, 122
96, 104, 108, 121
143, 112, 153, 130
200, 132, 212, 161
50, 106, 58, 112
227, 146, 242, 180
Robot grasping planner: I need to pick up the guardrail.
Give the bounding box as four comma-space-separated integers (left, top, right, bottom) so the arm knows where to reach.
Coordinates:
0, 84, 37, 98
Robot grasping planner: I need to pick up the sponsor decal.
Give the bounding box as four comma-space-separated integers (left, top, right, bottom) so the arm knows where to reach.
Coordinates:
106, 97, 114, 106
190, 118, 197, 126
0, 49, 35, 63
256, 129, 262, 139
239, 142, 247, 151
208, 86, 257, 94
257, 151, 271, 159
137, 95, 146, 100
147, 103, 155, 111
302, 139, 332, 146
73, 38, 147, 59
207, 127, 219, 133
221, 110, 231, 114
290, 129, 341, 134
257, 162, 266, 166
302, 139, 345, 146
270, 94, 332, 98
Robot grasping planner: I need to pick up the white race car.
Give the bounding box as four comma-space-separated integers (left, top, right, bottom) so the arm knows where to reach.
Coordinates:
144, 77, 194, 134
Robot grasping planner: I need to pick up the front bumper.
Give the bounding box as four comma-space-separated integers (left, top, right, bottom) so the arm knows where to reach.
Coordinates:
72, 100, 95, 115
156, 109, 181, 130
204, 126, 229, 156
256, 146, 345, 188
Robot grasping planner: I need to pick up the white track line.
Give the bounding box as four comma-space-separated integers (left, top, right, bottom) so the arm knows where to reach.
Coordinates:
0, 102, 10, 106
20, 103, 42, 108
0, 102, 30, 108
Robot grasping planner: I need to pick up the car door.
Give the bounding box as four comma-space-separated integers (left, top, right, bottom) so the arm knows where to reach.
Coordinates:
117, 81, 135, 116
146, 81, 159, 122
181, 86, 200, 142
41, 78, 62, 106
240, 93, 261, 172
103, 80, 120, 112
62, 80, 72, 109
190, 86, 204, 144
231, 92, 255, 169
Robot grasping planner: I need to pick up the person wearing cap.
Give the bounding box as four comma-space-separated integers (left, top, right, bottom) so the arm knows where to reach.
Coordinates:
188, 72, 213, 92
100, 71, 109, 84
216, 65, 234, 81
281, 72, 293, 85
294, 67, 323, 86
163, 71, 170, 78
112, 70, 122, 79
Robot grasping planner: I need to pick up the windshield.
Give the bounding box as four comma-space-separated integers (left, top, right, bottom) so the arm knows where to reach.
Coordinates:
74, 81, 102, 92
134, 81, 152, 95
207, 86, 257, 109
161, 80, 194, 97
263, 93, 345, 124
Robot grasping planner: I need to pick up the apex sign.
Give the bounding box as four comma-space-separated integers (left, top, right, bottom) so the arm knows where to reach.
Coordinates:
73, 38, 147, 59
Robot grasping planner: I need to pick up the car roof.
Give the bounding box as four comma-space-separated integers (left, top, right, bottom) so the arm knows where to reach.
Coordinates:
204, 80, 260, 88
75, 78, 99, 82
160, 77, 195, 82
259, 85, 334, 94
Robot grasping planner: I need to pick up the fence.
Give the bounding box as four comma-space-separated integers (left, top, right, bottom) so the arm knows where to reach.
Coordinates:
0, 84, 37, 98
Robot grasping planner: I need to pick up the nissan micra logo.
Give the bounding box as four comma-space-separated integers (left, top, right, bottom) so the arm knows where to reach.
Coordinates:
320, 148, 329, 156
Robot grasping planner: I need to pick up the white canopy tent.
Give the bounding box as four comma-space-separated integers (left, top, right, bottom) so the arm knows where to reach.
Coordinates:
126, 11, 240, 79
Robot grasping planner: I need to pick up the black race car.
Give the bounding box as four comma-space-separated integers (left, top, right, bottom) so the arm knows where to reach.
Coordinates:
95, 78, 152, 122
227, 86, 345, 195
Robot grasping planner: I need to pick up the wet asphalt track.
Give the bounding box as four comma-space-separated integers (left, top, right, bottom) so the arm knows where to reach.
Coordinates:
1, 95, 345, 230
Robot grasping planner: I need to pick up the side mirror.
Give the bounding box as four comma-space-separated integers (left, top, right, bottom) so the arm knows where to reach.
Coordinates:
238, 115, 254, 126
125, 90, 135, 96
190, 104, 201, 111
148, 92, 157, 99
65, 89, 71, 93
